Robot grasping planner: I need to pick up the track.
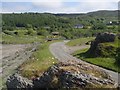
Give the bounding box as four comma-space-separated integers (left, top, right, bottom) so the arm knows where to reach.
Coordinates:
49, 41, 119, 86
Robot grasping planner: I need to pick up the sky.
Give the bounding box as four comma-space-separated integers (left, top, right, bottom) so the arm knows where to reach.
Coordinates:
1, 0, 120, 13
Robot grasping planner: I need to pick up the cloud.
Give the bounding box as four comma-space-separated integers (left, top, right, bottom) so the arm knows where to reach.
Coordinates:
80, 0, 119, 2
31, 1, 118, 13
1, 0, 119, 2
2, 2, 32, 13
1, 1, 118, 13
76, 2, 118, 13
32, 0, 63, 9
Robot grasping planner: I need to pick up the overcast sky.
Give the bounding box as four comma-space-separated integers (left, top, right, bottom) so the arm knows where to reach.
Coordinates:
1, 0, 119, 13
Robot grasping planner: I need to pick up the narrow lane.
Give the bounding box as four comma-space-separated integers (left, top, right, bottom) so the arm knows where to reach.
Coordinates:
49, 41, 118, 86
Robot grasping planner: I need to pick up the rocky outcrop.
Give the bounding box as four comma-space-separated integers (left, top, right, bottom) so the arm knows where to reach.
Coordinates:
6, 61, 116, 89
6, 73, 33, 89
95, 32, 116, 43
88, 32, 116, 57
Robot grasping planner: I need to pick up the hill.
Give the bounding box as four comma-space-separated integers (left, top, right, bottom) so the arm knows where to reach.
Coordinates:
2, 10, 118, 29
2, 10, 119, 39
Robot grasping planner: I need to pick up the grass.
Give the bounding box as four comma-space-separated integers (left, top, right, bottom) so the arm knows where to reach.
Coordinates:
2, 33, 45, 44
102, 37, 119, 48
19, 40, 60, 79
66, 37, 95, 46
72, 48, 119, 72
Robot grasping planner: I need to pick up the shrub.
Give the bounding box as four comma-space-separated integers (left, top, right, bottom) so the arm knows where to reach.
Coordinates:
26, 29, 36, 35
92, 23, 106, 30
37, 29, 49, 36
3, 30, 14, 35
115, 47, 120, 66
14, 31, 18, 35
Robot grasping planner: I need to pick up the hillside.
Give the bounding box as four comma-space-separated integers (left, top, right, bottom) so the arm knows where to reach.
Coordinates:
2, 10, 119, 40
2, 10, 119, 29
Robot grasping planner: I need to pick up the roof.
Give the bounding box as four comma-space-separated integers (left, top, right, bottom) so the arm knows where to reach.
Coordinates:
52, 32, 59, 35
74, 24, 83, 26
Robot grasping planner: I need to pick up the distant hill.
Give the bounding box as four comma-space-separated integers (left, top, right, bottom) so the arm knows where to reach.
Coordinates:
2, 10, 118, 30
87, 10, 118, 17
54, 10, 118, 19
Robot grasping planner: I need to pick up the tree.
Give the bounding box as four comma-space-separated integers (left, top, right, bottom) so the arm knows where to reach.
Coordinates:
37, 29, 49, 36
92, 23, 106, 30
26, 24, 33, 29
26, 29, 35, 35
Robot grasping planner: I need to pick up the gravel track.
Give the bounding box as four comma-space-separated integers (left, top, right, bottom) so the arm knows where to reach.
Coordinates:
1, 43, 39, 88
49, 41, 119, 86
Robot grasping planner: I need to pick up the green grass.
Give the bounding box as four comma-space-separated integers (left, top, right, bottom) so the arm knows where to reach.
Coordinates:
19, 40, 60, 79
2, 33, 45, 44
102, 37, 119, 48
66, 37, 95, 46
73, 48, 119, 72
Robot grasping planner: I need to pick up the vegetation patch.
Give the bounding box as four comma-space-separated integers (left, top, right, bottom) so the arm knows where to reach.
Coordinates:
2, 32, 45, 44
66, 37, 95, 46
73, 48, 119, 72
19, 41, 59, 79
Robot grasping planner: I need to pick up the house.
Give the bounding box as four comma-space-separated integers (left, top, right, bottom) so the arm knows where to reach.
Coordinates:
107, 21, 119, 25
74, 24, 83, 29
51, 32, 59, 36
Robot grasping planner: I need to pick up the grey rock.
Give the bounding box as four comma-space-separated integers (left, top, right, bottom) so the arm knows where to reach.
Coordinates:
6, 63, 116, 89
6, 73, 33, 89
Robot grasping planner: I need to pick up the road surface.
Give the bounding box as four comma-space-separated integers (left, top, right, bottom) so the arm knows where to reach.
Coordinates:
49, 41, 119, 86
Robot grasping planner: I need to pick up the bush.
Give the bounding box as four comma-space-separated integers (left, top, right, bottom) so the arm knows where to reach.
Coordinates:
3, 30, 14, 35
14, 31, 18, 35
26, 29, 36, 35
115, 47, 120, 66
92, 23, 106, 30
37, 29, 49, 36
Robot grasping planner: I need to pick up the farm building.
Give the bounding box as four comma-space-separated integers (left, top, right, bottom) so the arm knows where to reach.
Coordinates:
51, 32, 60, 36
74, 24, 83, 28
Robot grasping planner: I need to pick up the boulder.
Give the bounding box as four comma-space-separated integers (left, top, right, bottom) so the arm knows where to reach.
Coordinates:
6, 73, 33, 89
95, 32, 116, 43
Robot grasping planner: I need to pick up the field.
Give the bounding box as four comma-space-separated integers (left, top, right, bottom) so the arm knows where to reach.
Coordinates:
66, 37, 95, 46
2, 33, 45, 44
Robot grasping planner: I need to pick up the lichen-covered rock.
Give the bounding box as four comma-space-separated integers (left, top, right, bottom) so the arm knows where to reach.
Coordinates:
6, 73, 33, 89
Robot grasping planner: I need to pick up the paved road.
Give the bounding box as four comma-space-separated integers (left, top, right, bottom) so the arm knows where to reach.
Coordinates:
49, 41, 119, 86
